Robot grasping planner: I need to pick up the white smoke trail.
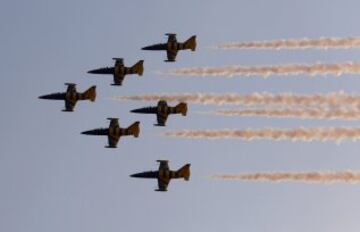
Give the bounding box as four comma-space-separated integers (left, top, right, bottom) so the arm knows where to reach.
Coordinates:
111, 92, 360, 108
212, 108, 360, 120
212, 171, 360, 184
216, 37, 360, 50
163, 62, 360, 78
163, 127, 360, 143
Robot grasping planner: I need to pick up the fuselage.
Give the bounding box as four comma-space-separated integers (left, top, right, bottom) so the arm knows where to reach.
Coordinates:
65, 89, 80, 105
142, 41, 186, 52
130, 169, 181, 180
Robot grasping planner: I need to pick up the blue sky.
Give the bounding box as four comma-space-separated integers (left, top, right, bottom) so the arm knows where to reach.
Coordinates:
1, 0, 360, 232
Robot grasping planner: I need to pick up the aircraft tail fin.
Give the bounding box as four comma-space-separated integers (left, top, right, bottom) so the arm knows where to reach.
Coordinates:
176, 164, 191, 181
184, 35, 196, 51
130, 60, 144, 76
126, 121, 140, 137
174, 102, 188, 116
81, 86, 96, 102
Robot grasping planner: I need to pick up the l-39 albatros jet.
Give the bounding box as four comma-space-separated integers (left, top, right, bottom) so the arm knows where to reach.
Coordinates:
87, 58, 144, 86
130, 160, 191, 192
130, 100, 187, 126
142, 33, 196, 62
81, 118, 140, 148
39, 83, 96, 112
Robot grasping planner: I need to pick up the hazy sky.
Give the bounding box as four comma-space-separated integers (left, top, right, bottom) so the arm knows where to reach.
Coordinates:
2, 0, 360, 232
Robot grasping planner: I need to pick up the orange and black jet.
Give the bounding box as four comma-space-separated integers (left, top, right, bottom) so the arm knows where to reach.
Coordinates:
130, 100, 187, 126
142, 34, 196, 62
39, 83, 96, 112
81, 118, 140, 148
130, 160, 191, 192
87, 58, 144, 86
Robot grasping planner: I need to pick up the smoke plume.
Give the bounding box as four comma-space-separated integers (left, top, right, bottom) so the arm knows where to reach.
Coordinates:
212, 108, 360, 120
216, 37, 360, 50
163, 62, 360, 78
163, 127, 360, 143
112, 92, 360, 108
212, 171, 360, 183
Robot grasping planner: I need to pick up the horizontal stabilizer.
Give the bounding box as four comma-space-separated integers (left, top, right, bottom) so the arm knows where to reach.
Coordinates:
174, 102, 188, 116
81, 86, 96, 102
184, 35, 197, 51
130, 60, 144, 76
176, 164, 191, 181
127, 121, 140, 137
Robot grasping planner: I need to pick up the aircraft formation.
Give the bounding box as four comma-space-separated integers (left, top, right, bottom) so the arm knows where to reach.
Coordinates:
39, 34, 196, 191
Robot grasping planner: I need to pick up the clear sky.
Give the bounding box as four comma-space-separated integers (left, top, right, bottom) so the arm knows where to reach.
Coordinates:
1, 0, 360, 232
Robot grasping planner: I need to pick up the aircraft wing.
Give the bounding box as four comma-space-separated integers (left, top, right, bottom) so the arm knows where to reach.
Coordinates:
66, 83, 76, 92
64, 99, 77, 111
156, 113, 168, 126
113, 74, 125, 86
158, 160, 169, 171
108, 118, 119, 128
157, 177, 170, 192
166, 50, 178, 62
167, 34, 177, 43
113, 58, 124, 67
107, 134, 120, 148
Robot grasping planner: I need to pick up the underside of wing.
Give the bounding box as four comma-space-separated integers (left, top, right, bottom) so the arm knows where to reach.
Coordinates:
64, 99, 77, 111
167, 34, 177, 43
166, 50, 177, 62
156, 113, 168, 126
157, 178, 170, 192
158, 160, 169, 171
109, 118, 119, 128
66, 84, 76, 93
113, 74, 125, 86
113, 58, 124, 67
107, 135, 120, 148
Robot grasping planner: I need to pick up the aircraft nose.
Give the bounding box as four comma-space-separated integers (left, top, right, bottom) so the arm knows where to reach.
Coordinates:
81, 130, 93, 135
130, 108, 142, 113
38, 94, 53, 100
87, 67, 113, 74
130, 173, 141, 178
87, 69, 100, 74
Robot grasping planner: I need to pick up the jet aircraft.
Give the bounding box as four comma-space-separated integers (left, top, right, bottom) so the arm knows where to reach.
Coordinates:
130, 160, 191, 192
39, 83, 96, 112
142, 33, 196, 62
130, 100, 187, 126
87, 58, 144, 86
81, 118, 140, 148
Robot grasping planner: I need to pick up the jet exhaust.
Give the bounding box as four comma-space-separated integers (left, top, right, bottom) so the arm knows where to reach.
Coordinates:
212, 171, 360, 184
216, 37, 360, 50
